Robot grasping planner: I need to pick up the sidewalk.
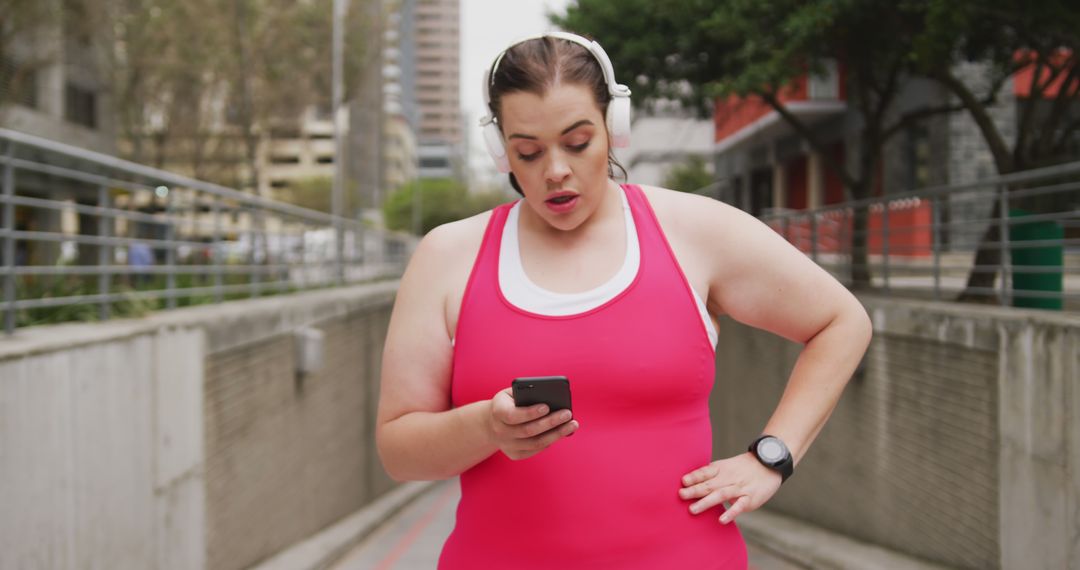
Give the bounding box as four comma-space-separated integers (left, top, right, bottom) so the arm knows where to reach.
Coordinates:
329, 480, 805, 570
254, 479, 953, 570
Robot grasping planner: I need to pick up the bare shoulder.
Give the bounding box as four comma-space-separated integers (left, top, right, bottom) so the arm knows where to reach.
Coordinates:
416, 208, 493, 267
637, 184, 747, 233
635, 183, 756, 263
405, 207, 499, 338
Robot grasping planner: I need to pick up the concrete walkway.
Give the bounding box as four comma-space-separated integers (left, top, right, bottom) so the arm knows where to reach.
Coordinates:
254, 478, 953, 570
329, 480, 806, 570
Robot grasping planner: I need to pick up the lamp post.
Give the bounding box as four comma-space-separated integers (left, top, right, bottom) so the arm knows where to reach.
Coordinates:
331, 0, 349, 283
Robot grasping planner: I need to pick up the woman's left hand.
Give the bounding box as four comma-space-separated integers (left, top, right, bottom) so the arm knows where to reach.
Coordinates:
679, 452, 783, 524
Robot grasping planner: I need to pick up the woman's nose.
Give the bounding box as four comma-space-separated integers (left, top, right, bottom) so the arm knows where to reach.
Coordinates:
545, 151, 571, 183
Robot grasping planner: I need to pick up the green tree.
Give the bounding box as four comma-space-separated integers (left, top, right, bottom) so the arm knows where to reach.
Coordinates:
907, 0, 1080, 299
557, 0, 955, 287
662, 156, 714, 194
556, 0, 1079, 293
382, 178, 510, 235
284, 176, 333, 214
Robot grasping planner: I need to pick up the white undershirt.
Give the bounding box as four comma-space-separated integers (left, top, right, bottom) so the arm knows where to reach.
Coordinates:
497, 190, 718, 349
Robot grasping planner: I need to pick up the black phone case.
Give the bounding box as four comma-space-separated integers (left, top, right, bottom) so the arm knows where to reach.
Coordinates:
512, 376, 572, 412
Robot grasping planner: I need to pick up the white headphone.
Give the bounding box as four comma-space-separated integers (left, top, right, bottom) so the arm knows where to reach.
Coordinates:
479, 31, 632, 174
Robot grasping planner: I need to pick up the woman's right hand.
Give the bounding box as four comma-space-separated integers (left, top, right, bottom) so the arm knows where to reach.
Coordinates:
487, 388, 579, 460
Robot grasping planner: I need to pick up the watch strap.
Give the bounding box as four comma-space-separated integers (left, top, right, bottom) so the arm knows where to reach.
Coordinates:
749, 435, 794, 483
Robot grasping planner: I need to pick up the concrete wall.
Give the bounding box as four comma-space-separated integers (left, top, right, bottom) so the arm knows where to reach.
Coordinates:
3, 284, 1077, 569
710, 294, 1079, 569
0, 282, 398, 570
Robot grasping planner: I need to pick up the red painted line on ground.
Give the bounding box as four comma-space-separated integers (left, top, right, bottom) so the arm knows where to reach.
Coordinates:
374, 484, 458, 570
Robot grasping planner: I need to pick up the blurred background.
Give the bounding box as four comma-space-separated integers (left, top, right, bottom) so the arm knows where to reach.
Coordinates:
0, 0, 1077, 569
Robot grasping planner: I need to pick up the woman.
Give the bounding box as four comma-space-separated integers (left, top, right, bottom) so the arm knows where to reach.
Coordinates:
376, 33, 872, 569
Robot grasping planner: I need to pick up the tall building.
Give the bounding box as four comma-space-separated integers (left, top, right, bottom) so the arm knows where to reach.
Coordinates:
382, 1, 419, 195
260, 106, 339, 204
0, 0, 116, 267
0, 0, 115, 154
411, 0, 462, 180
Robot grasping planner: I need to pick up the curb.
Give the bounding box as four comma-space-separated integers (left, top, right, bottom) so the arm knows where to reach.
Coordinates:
249, 481, 439, 570
738, 509, 956, 570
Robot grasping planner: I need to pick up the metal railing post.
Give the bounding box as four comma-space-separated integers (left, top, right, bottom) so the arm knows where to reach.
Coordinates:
97, 185, 111, 320
881, 199, 890, 292
998, 184, 1011, 306
842, 207, 852, 287
164, 186, 177, 309
212, 197, 223, 304
2, 141, 16, 334
249, 208, 259, 298
931, 195, 941, 301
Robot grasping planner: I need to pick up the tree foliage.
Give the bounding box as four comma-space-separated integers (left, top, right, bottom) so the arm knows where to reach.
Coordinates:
662, 155, 713, 194
285, 176, 334, 214
109, 0, 370, 187
382, 178, 510, 235
556, 0, 1080, 293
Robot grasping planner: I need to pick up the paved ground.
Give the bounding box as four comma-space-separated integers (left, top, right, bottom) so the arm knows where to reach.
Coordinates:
331, 479, 806, 570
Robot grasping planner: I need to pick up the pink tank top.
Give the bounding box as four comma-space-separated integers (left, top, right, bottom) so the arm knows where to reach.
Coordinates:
441, 184, 747, 569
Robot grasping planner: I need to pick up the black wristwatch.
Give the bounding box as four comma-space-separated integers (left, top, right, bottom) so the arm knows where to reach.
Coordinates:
748, 435, 794, 483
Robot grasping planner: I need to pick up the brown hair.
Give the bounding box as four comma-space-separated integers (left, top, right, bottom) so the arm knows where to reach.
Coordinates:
487, 36, 627, 195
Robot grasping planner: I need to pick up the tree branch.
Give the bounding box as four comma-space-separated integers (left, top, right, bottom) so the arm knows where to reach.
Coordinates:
872, 53, 904, 128
1051, 114, 1080, 155
881, 101, 967, 142
1040, 58, 1080, 158
1014, 53, 1050, 163
758, 89, 857, 190
935, 69, 1015, 173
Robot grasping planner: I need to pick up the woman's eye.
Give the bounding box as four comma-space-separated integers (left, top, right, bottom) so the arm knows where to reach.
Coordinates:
517, 152, 540, 162
568, 141, 590, 152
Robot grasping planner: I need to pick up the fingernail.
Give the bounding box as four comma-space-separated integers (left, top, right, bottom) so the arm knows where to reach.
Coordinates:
537, 405, 548, 415
720, 515, 730, 524
689, 505, 699, 514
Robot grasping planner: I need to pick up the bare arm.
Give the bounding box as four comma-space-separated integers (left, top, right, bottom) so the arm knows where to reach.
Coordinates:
674, 194, 872, 523
375, 224, 496, 481
705, 203, 872, 464
375, 221, 577, 482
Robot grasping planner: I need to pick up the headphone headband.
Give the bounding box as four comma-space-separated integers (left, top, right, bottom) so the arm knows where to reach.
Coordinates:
480, 32, 631, 127
479, 31, 632, 173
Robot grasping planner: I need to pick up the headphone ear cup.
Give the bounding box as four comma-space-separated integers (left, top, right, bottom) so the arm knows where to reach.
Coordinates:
482, 121, 511, 173
606, 94, 632, 148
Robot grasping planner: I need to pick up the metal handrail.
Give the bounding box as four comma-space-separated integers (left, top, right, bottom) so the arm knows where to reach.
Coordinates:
756, 161, 1080, 309
1, 128, 418, 334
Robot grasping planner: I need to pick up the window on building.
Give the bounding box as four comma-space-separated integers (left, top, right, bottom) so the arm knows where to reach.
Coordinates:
64, 83, 97, 129
270, 155, 301, 165
269, 127, 301, 139
905, 125, 931, 191
270, 179, 290, 189
316, 155, 334, 164
420, 156, 449, 169
0, 58, 37, 109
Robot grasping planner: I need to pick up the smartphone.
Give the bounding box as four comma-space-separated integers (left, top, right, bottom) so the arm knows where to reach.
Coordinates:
512, 376, 572, 413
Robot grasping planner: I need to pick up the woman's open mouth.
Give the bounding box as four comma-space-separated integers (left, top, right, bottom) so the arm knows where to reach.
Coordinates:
545, 193, 579, 213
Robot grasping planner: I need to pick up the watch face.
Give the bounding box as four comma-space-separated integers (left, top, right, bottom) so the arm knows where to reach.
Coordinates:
758, 438, 785, 463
